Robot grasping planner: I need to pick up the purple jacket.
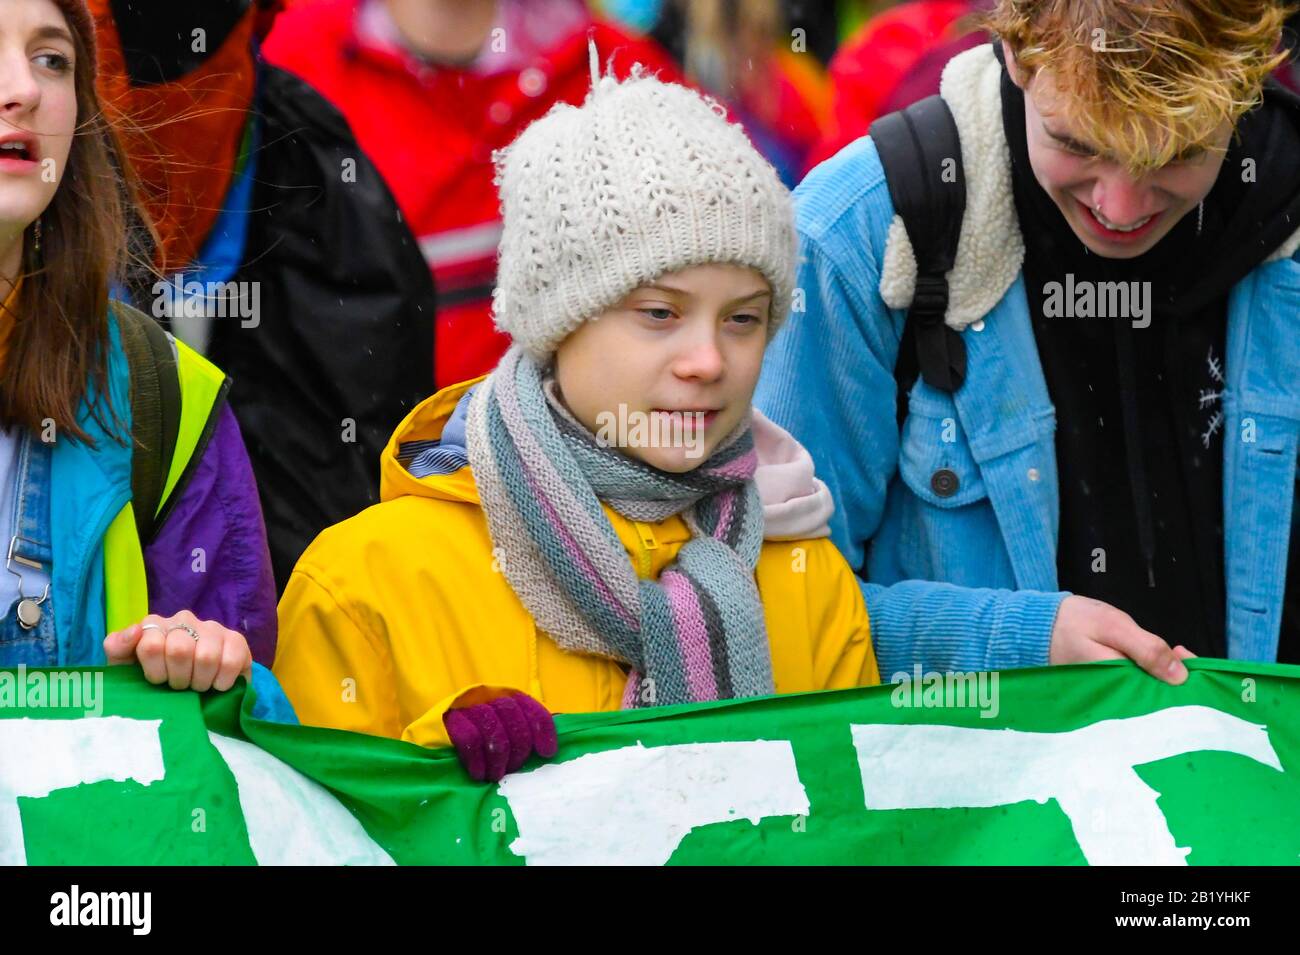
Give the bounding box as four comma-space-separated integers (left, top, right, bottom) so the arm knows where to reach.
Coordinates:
143, 404, 279, 665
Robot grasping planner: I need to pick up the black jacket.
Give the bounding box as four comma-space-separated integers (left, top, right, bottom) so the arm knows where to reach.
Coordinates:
207, 63, 437, 591
112, 0, 437, 593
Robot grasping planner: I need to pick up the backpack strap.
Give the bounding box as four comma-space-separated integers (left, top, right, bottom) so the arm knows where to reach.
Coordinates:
114, 301, 182, 544
869, 94, 968, 418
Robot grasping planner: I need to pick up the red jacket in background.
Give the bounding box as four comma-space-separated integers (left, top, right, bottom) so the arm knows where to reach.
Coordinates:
806, 0, 977, 174
263, 0, 685, 387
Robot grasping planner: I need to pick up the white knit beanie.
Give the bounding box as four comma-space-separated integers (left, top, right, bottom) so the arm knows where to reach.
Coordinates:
491, 54, 797, 358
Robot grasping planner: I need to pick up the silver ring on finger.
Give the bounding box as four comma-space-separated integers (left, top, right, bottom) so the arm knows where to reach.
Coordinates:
166, 623, 201, 642
140, 623, 164, 634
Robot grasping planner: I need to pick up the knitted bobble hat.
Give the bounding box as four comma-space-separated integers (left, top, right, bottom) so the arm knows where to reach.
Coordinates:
491, 45, 797, 358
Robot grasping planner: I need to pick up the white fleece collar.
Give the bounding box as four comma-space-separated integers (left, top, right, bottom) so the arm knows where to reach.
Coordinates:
878, 44, 1300, 331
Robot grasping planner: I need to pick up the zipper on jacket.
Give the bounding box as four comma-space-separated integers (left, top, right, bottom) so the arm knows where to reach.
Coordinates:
632, 520, 659, 579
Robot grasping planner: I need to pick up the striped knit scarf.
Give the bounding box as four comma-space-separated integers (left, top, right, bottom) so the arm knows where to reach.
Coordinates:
465, 345, 774, 707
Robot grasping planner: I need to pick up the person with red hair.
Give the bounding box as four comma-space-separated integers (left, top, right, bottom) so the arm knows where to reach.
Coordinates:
759, 0, 1300, 679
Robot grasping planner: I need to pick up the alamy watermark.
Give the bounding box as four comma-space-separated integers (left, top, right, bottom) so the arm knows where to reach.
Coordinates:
151, 273, 261, 329
1042, 274, 1151, 329
50, 885, 150, 935
595, 404, 708, 459
0, 664, 103, 716
890, 664, 1000, 719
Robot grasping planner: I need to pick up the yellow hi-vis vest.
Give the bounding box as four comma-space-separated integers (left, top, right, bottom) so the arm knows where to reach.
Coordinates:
101, 321, 229, 633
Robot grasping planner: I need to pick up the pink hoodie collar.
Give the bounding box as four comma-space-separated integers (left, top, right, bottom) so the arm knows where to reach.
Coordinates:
752, 409, 834, 541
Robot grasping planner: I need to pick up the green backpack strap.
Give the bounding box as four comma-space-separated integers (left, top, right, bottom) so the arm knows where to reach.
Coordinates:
114, 301, 182, 544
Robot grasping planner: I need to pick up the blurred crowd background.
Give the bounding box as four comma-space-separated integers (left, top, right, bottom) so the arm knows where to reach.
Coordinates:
91, 0, 1300, 598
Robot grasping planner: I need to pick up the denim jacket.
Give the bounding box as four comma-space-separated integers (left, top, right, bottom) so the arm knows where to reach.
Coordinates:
756, 45, 1300, 676
0, 309, 293, 721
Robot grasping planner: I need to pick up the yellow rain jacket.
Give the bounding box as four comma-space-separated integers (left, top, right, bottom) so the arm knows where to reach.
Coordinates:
274, 379, 878, 748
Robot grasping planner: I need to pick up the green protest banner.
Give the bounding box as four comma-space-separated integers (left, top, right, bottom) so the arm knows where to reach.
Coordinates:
2, 659, 1298, 865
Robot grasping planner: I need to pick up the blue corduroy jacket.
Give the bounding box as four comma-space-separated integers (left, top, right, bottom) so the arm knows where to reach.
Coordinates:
756, 45, 1300, 677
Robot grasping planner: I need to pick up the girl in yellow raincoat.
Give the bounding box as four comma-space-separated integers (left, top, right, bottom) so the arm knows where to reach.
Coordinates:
274, 64, 879, 780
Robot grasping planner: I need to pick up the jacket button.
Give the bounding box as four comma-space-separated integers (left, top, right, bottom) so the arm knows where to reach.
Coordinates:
930, 468, 959, 498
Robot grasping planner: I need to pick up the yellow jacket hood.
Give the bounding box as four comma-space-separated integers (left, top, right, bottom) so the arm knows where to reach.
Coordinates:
380, 376, 484, 507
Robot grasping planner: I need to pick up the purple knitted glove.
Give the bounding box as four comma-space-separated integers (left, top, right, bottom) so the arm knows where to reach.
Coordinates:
443, 693, 559, 782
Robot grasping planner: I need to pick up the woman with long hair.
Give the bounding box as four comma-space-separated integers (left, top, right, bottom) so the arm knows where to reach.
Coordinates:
0, 0, 283, 708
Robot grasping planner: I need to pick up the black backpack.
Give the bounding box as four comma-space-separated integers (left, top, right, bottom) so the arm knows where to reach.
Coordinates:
868, 95, 969, 424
